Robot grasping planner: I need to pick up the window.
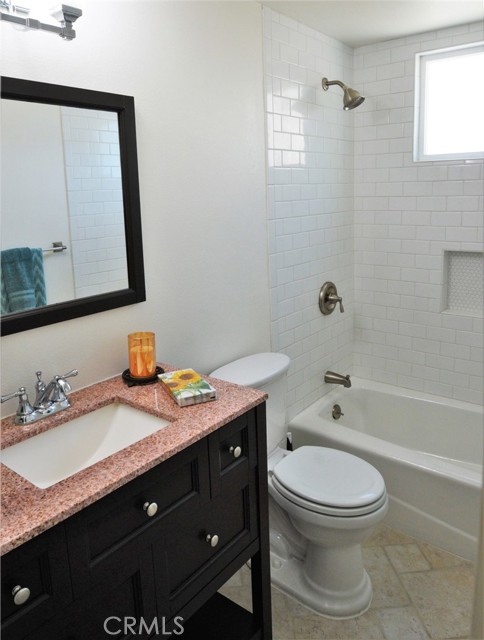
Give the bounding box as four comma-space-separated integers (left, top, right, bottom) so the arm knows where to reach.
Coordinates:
414, 42, 484, 161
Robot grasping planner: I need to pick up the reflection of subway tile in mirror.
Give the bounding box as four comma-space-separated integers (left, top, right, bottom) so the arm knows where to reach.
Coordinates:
61, 106, 128, 300
1, 100, 129, 308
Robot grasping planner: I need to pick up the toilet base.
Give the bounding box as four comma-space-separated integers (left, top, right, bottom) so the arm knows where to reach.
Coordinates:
269, 549, 373, 619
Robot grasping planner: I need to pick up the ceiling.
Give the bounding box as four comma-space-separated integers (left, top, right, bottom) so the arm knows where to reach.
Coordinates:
261, 1, 484, 48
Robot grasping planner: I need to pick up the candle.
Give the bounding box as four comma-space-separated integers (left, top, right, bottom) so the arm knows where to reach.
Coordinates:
128, 332, 156, 378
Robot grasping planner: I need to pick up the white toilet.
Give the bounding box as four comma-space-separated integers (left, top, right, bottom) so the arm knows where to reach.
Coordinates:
211, 352, 388, 619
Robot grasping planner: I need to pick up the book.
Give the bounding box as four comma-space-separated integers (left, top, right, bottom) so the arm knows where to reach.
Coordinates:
158, 369, 217, 407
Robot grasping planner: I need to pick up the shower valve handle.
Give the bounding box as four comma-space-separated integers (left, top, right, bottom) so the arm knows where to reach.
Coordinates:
327, 293, 344, 313
319, 282, 344, 315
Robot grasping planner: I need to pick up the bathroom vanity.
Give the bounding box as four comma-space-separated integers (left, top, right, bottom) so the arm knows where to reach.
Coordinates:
0, 370, 272, 639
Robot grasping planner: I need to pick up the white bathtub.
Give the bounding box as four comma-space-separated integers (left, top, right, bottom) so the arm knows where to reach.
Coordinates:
288, 378, 483, 561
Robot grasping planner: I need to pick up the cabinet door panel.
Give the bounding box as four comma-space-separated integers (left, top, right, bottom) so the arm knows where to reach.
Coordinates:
158, 471, 258, 614
75, 549, 157, 640
1, 524, 72, 640
66, 439, 209, 598
24, 547, 157, 640
209, 412, 257, 497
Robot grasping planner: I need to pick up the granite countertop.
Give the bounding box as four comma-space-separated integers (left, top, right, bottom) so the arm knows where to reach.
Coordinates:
0, 364, 266, 556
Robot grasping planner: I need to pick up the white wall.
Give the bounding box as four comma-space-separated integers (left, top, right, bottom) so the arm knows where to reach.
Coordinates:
353, 22, 484, 404
263, 8, 354, 420
0, 1, 270, 409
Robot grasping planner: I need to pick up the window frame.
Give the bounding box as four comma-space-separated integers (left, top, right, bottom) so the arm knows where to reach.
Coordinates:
414, 41, 484, 162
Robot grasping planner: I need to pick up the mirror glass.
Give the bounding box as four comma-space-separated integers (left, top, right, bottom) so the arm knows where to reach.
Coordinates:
1, 77, 145, 336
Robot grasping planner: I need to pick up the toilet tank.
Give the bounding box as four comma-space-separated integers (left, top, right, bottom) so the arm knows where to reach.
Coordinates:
210, 353, 291, 453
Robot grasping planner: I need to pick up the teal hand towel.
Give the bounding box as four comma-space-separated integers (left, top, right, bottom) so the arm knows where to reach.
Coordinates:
1, 247, 47, 314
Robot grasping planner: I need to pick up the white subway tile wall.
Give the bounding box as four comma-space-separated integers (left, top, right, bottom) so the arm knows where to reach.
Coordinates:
353, 22, 484, 405
264, 8, 355, 420
61, 107, 128, 299
264, 9, 483, 415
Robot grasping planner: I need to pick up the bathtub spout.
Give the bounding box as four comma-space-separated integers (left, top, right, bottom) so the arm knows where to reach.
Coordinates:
324, 371, 351, 388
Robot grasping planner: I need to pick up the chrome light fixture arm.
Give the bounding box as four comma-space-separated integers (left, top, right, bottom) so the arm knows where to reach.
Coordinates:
0, 2, 82, 40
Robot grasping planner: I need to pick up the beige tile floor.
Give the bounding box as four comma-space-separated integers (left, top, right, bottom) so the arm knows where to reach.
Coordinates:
219, 525, 476, 640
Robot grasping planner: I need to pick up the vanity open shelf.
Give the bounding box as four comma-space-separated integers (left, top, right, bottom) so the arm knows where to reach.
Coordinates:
1, 403, 272, 639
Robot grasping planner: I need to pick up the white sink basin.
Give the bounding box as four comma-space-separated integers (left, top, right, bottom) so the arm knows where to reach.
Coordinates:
1, 403, 170, 489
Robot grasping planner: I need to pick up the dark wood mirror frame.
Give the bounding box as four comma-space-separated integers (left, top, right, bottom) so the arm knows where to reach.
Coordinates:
1, 77, 146, 336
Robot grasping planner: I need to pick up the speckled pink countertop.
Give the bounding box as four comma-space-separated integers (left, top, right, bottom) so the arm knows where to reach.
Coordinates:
0, 365, 266, 556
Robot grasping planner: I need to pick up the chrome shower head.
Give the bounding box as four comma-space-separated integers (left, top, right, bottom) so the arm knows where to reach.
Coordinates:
322, 77, 365, 110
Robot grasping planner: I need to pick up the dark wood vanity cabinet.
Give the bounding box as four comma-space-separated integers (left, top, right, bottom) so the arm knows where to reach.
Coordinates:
1, 404, 272, 640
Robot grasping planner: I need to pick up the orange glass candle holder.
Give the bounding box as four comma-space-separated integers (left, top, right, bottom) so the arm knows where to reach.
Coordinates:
128, 332, 156, 378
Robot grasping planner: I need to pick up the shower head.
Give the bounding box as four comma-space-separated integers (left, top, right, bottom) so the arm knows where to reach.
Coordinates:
322, 78, 365, 110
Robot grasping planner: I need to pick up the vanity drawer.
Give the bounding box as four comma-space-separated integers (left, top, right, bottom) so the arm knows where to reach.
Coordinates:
159, 468, 258, 614
66, 438, 210, 598
1, 524, 72, 640
208, 411, 257, 497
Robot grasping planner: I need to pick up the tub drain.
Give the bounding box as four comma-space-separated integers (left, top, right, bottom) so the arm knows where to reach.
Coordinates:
332, 404, 344, 420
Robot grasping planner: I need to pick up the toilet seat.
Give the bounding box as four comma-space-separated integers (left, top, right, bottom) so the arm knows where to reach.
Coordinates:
272, 446, 387, 517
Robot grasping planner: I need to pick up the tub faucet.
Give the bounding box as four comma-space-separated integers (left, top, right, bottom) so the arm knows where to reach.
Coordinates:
324, 371, 351, 388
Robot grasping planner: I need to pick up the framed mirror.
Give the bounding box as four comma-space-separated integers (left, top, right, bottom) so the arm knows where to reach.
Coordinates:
1, 77, 145, 336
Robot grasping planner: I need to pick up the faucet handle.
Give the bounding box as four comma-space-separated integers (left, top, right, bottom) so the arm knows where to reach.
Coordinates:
1, 388, 22, 403
1, 387, 35, 417
52, 370, 78, 402
57, 369, 79, 381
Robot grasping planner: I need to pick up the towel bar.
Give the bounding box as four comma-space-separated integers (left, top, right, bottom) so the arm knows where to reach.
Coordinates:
42, 242, 67, 254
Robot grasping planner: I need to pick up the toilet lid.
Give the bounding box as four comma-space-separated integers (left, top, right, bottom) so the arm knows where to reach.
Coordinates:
272, 446, 386, 511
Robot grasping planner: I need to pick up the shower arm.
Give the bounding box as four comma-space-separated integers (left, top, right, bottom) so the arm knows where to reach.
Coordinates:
322, 78, 346, 91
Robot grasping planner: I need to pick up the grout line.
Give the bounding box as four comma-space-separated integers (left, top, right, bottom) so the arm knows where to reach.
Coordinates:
379, 543, 433, 639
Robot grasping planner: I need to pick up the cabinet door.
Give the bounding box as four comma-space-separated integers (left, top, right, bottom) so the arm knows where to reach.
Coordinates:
24, 547, 157, 640
66, 438, 210, 599
156, 467, 258, 616
208, 410, 257, 497
1, 524, 72, 640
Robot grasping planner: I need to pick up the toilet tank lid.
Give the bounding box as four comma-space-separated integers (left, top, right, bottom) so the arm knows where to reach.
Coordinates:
210, 352, 290, 387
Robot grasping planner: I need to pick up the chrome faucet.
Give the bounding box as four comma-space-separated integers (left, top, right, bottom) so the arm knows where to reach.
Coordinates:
324, 371, 351, 388
1, 369, 78, 425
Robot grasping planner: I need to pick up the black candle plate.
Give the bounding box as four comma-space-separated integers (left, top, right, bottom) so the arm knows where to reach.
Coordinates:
122, 366, 164, 387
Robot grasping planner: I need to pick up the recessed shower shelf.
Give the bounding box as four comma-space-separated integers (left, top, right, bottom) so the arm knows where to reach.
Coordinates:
443, 250, 483, 316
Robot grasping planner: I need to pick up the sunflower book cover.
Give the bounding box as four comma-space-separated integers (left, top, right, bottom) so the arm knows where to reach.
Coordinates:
158, 369, 217, 407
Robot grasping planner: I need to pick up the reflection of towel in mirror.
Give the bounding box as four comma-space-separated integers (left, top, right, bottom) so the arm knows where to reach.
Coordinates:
1, 247, 46, 314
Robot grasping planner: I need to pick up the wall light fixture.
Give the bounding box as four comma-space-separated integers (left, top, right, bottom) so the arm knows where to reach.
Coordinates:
0, 1, 82, 40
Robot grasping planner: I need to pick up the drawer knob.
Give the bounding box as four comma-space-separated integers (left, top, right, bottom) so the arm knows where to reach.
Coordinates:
143, 501, 158, 517
229, 445, 242, 458
12, 585, 31, 606
205, 533, 219, 548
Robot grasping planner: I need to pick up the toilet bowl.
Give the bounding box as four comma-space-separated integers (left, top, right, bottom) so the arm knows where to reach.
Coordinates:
268, 445, 388, 617
210, 353, 388, 619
